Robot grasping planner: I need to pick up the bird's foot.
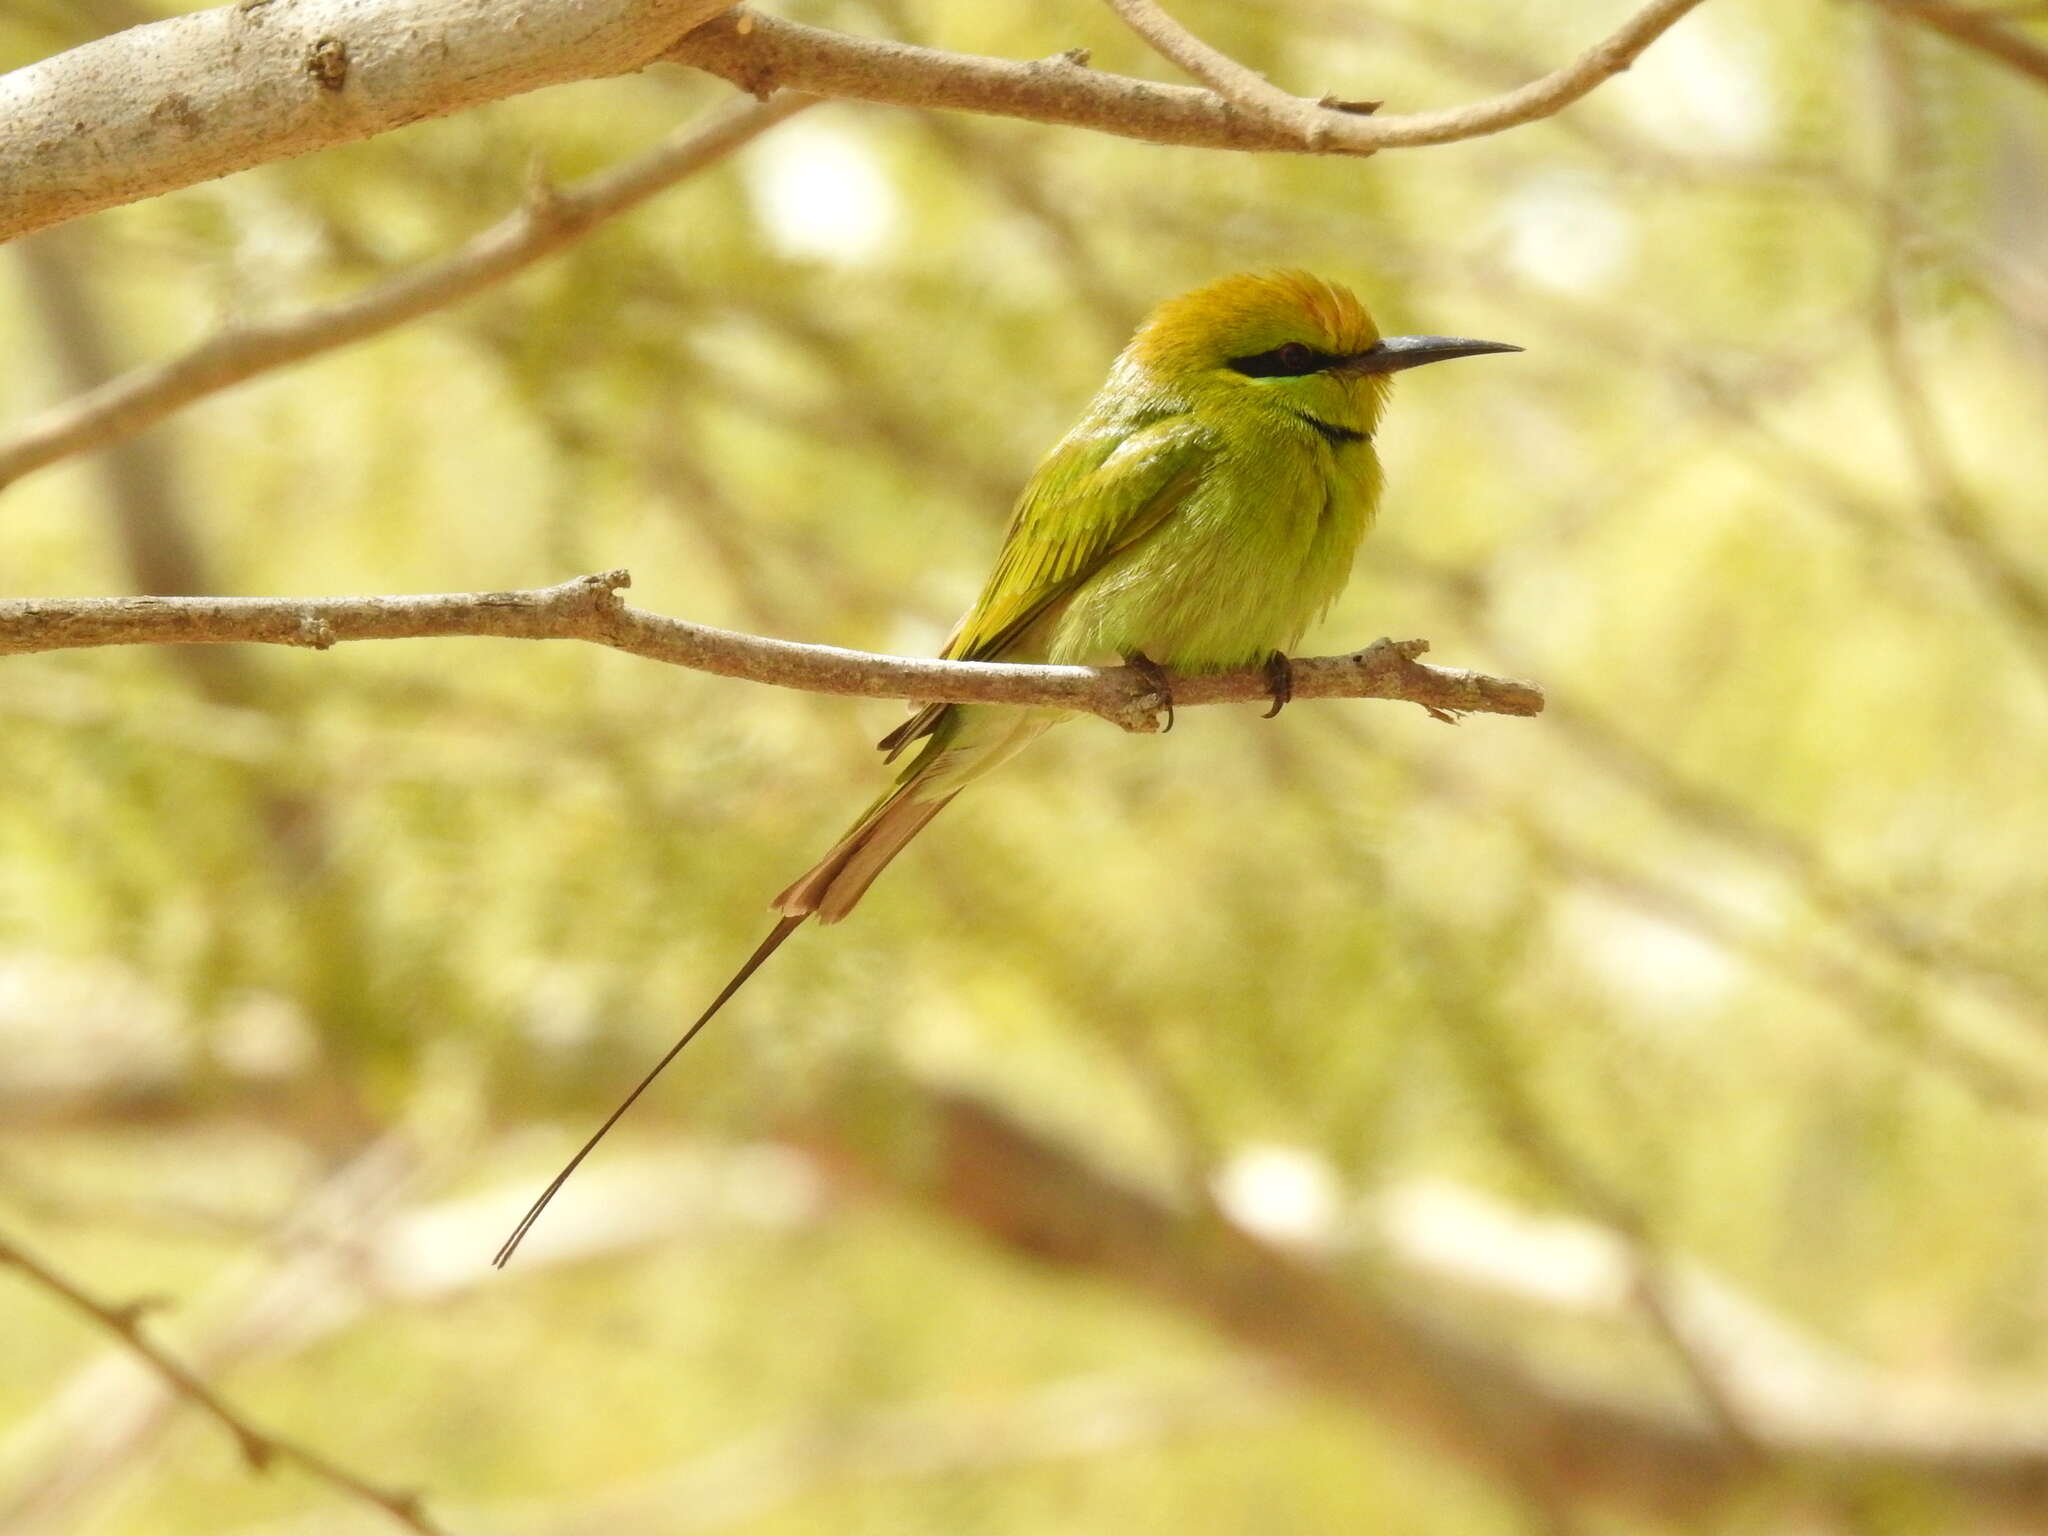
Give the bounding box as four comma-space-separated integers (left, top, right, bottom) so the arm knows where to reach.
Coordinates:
1124, 651, 1174, 733
1261, 651, 1294, 719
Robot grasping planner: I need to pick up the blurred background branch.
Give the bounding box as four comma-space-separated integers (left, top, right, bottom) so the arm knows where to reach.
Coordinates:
1872, 0, 2048, 86
0, 1208, 443, 1535
0, 96, 814, 494
843, 1086, 2048, 1524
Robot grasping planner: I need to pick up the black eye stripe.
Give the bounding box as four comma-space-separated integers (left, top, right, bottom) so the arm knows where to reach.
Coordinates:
1228, 342, 1336, 378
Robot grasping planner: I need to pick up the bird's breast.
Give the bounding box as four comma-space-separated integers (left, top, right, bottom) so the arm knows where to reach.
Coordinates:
1050, 426, 1378, 672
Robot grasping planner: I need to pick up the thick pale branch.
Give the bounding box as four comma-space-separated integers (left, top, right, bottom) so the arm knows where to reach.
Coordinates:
672, 0, 1708, 154
0, 0, 736, 244
0, 570, 1546, 727
0, 96, 811, 494
1, 0, 1707, 246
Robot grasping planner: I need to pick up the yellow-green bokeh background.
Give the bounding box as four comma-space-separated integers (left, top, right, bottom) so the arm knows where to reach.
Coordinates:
4, 1, 2048, 1531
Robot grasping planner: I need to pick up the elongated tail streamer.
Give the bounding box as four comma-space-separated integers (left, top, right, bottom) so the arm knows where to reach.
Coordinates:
492, 914, 806, 1267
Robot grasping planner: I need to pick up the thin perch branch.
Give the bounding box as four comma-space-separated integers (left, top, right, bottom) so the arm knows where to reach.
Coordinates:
0, 1229, 444, 1536
0, 96, 812, 495
0, 571, 1546, 729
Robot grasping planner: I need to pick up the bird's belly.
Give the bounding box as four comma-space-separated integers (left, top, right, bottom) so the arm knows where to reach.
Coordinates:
1049, 451, 1373, 672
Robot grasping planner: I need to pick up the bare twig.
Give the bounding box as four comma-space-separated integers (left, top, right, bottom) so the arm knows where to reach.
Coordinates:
0, 1229, 443, 1536
0, 96, 812, 494
1102, 0, 1342, 139
1868, 0, 2048, 85
0, 1138, 428, 1535
0, 1137, 827, 1535
0, 570, 1547, 728
674, 0, 1709, 154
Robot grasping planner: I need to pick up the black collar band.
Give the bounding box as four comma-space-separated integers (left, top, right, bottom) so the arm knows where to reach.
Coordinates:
1291, 411, 1366, 447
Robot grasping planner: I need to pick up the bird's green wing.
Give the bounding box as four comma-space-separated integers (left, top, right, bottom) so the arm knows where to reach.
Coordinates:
879, 414, 1211, 759
945, 414, 1210, 662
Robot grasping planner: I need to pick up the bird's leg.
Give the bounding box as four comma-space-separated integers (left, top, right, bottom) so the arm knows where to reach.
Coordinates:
1261, 651, 1294, 719
1124, 651, 1174, 733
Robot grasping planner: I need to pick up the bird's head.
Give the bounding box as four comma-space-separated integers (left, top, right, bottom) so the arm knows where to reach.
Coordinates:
1120, 270, 1519, 438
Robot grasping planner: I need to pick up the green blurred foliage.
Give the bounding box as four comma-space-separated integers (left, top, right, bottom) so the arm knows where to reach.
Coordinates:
3, 1, 2048, 1532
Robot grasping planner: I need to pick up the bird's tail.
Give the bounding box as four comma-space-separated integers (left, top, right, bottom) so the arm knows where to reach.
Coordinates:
493, 737, 972, 1266
784, 703, 1059, 925
492, 912, 805, 1267
772, 779, 959, 925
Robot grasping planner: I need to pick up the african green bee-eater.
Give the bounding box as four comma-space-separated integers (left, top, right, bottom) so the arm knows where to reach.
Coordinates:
495, 270, 1518, 1263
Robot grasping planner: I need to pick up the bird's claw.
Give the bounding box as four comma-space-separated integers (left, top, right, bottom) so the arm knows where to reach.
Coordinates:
1124, 652, 1174, 733
1261, 651, 1293, 719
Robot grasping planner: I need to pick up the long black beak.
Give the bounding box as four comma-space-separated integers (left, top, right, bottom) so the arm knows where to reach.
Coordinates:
1343, 335, 1523, 375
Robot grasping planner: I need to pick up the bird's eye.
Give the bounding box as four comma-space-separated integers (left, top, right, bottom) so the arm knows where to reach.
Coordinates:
1228, 341, 1329, 378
